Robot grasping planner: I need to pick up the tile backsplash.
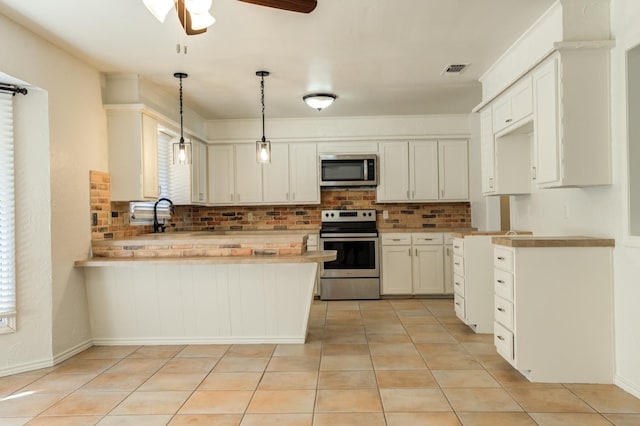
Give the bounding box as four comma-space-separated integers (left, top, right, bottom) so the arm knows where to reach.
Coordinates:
90, 171, 471, 240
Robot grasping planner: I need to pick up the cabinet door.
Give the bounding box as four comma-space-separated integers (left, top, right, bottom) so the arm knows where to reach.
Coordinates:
492, 95, 512, 133
208, 144, 235, 204
377, 142, 409, 202
141, 113, 159, 199
234, 144, 263, 203
263, 144, 290, 203
413, 246, 444, 294
381, 245, 413, 294
480, 109, 495, 194
444, 244, 453, 294
410, 141, 439, 200
533, 57, 560, 186
191, 140, 207, 204
438, 140, 469, 200
289, 143, 319, 203
510, 76, 533, 123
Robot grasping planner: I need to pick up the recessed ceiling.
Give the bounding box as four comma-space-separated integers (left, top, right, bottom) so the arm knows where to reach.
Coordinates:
0, 0, 555, 119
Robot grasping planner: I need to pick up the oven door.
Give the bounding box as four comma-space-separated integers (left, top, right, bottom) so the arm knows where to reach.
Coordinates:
320, 236, 379, 278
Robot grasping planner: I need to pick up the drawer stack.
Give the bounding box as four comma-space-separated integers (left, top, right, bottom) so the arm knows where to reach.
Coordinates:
452, 238, 466, 320
493, 246, 516, 365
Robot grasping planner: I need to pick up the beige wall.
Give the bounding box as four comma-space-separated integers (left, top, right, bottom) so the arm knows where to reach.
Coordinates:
0, 13, 108, 373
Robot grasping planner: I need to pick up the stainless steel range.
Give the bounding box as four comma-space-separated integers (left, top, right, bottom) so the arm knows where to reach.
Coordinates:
319, 209, 380, 300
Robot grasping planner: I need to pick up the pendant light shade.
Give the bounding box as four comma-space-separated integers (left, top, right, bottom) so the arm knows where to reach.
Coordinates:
303, 93, 337, 111
256, 70, 271, 164
172, 72, 192, 165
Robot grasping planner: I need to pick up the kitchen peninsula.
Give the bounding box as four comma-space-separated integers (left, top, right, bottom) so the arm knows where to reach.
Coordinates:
76, 231, 336, 345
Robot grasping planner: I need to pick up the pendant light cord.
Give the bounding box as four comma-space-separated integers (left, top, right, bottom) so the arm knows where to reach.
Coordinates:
179, 74, 185, 144
260, 75, 266, 142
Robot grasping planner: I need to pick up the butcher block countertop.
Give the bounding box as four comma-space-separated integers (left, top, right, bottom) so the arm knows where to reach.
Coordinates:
492, 236, 615, 248
451, 230, 532, 238
378, 227, 477, 234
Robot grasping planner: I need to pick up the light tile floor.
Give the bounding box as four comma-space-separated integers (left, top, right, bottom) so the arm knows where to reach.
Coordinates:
1, 298, 640, 425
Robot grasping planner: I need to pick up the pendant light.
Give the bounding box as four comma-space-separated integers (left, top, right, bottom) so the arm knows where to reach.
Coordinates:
172, 72, 192, 165
256, 70, 271, 164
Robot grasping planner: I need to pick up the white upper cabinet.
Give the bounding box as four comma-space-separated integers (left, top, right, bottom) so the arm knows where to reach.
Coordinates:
107, 109, 159, 201
492, 76, 533, 134
289, 143, 319, 204
532, 49, 611, 188
438, 139, 469, 200
208, 144, 235, 204
210, 142, 319, 206
378, 140, 469, 202
234, 144, 263, 204
191, 139, 208, 204
263, 144, 290, 203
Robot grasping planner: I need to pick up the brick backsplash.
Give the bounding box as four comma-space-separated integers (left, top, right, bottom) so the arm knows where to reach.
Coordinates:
90, 171, 471, 240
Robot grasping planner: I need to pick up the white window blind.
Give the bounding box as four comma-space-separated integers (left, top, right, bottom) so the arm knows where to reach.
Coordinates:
0, 92, 16, 332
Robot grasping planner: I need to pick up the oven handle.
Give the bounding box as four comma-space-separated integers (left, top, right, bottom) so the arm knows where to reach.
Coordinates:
320, 233, 378, 238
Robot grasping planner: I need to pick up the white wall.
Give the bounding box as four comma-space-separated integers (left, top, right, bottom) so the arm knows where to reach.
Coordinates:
0, 13, 108, 373
475, 0, 640, 396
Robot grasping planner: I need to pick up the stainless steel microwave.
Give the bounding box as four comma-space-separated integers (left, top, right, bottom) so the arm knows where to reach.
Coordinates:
319, 154, 378, 187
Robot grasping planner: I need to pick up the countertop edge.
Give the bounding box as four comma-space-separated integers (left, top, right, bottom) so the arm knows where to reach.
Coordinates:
491, 236, 615, 248
75, 250, 337, 267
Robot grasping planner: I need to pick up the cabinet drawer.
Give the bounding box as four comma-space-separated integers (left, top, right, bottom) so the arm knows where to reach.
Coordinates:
494, 269, 514, 301
494, 295, 514, 330
381, 234, 411, 245
494, 321, 514, 362
454, 293, 465, 319
452, 255, 464, 276
453, 274, 465, 297
452, 238, 464, 256
443, 233, 454, 245
494, 247, 514, 272
412, 233, 444, 245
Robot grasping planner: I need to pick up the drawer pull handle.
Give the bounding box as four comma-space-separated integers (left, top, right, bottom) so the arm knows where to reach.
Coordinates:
505, 118, 513, 123
497, 335, 505, 341
497, 280, 505, 284
391, 239, 401, 241
454, 262, 460, 266
455, 302, 461, 306
454, 245, 460, 249
455, 282, 460, 286
497, 256, 506, 261
497, 307, 506, 312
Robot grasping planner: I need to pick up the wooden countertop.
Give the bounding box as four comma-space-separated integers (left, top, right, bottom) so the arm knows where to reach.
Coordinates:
492, 236, 615, 248
92, 231, 311, 247
451, 230, 532, 238
75, 250, 337, 268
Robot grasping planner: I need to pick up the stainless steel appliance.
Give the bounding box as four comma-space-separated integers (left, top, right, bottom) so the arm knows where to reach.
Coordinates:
319, 154, 377, 187
319, 209, 380, 300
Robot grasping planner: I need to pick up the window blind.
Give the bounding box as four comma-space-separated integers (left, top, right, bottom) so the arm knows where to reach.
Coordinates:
0, 92, 16, 324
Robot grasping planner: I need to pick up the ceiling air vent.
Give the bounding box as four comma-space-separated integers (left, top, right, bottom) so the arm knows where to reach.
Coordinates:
441, 63, 469, 75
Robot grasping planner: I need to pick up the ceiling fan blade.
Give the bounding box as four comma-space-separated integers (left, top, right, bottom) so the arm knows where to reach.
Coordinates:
237, 0, 317, 13
176, 0, 207, 35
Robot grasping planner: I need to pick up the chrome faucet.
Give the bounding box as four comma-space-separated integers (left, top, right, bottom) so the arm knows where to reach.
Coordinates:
153, 197, 175, 233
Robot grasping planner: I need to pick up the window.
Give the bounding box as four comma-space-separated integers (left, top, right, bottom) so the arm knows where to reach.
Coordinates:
0, 92, 16, 333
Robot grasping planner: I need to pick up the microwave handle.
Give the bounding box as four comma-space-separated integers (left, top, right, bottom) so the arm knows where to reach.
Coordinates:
363, 159, 368, 181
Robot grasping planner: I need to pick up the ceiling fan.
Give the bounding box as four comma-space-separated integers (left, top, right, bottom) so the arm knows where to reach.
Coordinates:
145, 0, 317, 36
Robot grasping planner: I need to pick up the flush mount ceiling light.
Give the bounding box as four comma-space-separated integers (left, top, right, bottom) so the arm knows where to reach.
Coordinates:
172, 72, 192, 165
256, 70, 271, 164
143, 0, 215, 35
303, 93, 337, 111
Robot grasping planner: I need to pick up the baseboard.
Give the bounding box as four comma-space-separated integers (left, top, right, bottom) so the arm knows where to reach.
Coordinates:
52, 338, 94, 365
0, 357, 55, 378
92, 336, 305, 345
615, 374, 640, 399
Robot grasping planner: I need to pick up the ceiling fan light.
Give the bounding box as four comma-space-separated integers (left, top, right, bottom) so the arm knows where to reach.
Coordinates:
189, 11, 216, 30
184, 0, 212, 14
303, 93, 337, 111
143, 0, 174, 23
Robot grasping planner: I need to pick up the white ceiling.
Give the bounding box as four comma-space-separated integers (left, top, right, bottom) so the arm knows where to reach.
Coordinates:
0, 0, 555, 119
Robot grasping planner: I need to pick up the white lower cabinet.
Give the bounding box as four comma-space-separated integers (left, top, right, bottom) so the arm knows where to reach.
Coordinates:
492, 242, 614, 383
452, 235, 501, 334
381, 233, 451, 295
